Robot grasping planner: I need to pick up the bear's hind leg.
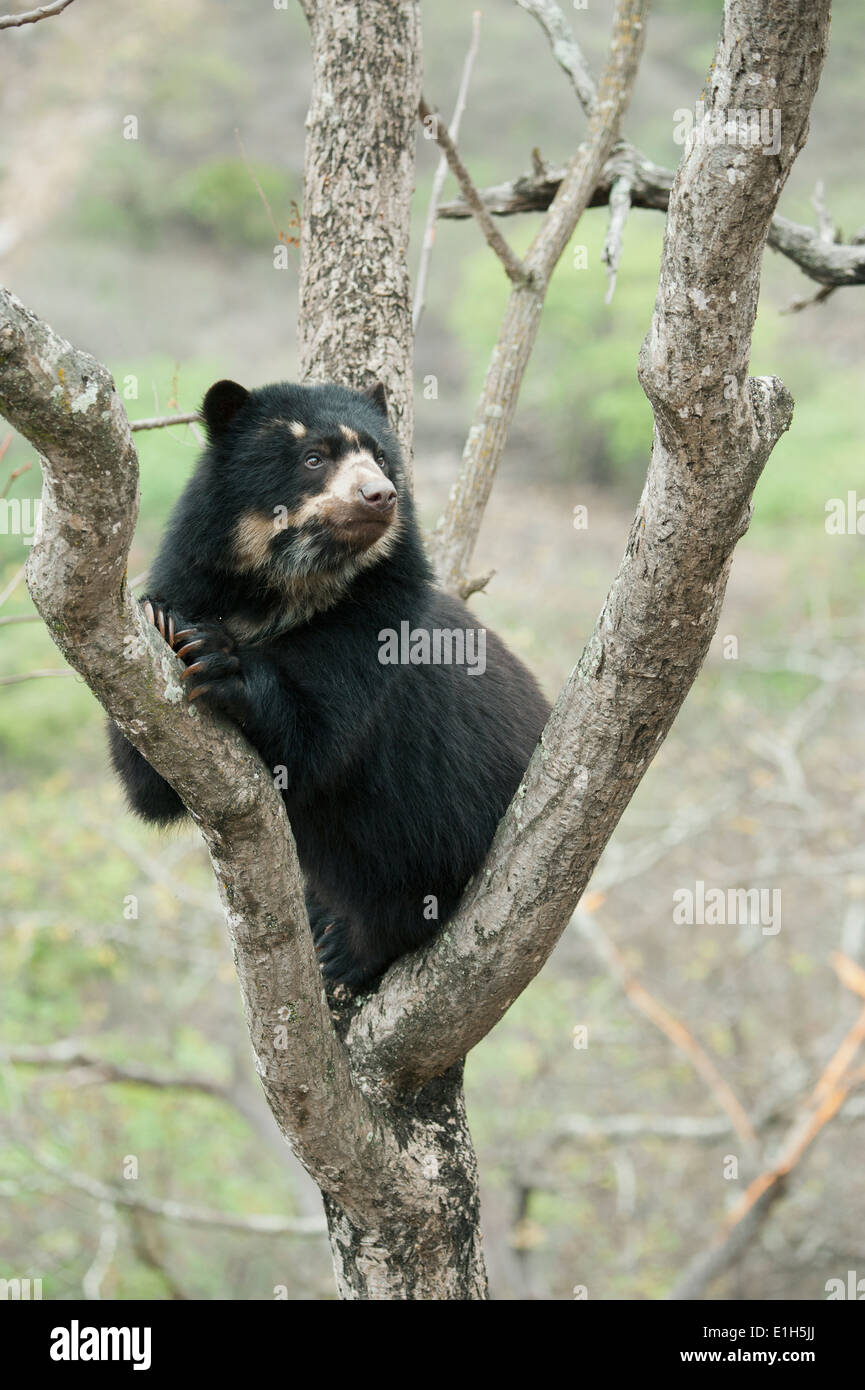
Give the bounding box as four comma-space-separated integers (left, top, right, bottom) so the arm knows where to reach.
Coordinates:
107, 720, 186, 824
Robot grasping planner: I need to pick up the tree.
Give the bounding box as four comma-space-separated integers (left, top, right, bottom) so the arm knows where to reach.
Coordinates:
0, 0, 837, 1298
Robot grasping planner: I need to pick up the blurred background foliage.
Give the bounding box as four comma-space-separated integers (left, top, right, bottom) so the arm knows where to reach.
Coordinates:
0, 0, 863, 1300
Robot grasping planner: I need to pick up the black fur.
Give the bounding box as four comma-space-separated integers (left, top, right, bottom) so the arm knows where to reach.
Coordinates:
109, 380, 550, 988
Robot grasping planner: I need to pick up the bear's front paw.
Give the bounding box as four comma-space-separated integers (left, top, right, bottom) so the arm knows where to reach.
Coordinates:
172, 623, 245, 715
141, 599, 245, 716
142, 597, 179, 648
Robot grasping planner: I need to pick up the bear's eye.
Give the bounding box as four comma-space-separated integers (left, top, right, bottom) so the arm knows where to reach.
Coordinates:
375, 450, 387, 466
304, 453, 324, 470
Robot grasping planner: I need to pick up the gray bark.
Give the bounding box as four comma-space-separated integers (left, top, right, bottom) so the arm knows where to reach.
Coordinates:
297, 0, 422, 478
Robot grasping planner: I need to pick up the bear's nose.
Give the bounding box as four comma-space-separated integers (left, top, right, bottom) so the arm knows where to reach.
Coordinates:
358, 479, 397, 512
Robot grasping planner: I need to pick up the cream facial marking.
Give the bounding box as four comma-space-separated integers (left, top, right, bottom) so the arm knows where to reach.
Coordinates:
233, 512, 283, 571
281, 450, 394, 526
326, 450, 389, 504
339, 424, 360, 445
289, 420, 307, 438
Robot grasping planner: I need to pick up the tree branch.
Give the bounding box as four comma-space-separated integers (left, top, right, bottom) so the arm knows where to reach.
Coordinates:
417, 97, 529, 288
576, 910, 757, 1148
0, 286, 401, 1225
439, 157, 865, 292
671, 976, 865, 1299
430, 0, 649, 594
129, 412, 201, 433
0, 0, 75, 29
0, 1041, 234, 1101
440, 5, 862, 293
297, 0, 422, 477
413, 11, 482, 333
515, 0, 597, 115
345, 0, 832, 1094
21, 1142, 326, 1237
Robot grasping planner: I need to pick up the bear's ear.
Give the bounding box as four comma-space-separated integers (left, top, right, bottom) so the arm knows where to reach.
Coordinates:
364, 381, 388, 420
201, 380, 249, 439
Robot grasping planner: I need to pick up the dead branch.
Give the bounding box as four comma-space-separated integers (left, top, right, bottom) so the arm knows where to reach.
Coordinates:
0, 457, 31, 498
576, 910, 758, 1148
431, 0, 649, 594
516, 0, 597, 115
439, 159, 865, 292
601, 173, 633, 303
0, 667, 72, 685
22, 1141, 327, 1237
670, 956, 865, 1298
0, 0, 75, 29
0, 1041, 232, 1100
413, 11, 482, 333
129, 412, 201, 433
417, 97, 528, 287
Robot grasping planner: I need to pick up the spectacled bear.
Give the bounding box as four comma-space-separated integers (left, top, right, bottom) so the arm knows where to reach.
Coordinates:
108, 379, 550, 989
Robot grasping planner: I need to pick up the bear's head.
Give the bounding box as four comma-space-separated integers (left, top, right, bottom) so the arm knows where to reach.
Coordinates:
200, 380, 406, 598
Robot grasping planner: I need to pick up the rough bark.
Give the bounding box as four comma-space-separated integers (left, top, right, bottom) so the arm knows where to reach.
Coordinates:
298, 0, 422, 478
322, 1064, 487, 1300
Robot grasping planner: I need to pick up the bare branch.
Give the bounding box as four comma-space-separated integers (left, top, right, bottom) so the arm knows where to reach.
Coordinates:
556, 1113, 743, 1143
576, 911, 757, 1147
0, 563, 25, 606
129, 412, 201, 433
439, 146, 673, 220
0, 0, 75, 29
782, 282, 837, 314
767, 213, 865, 288
0, 1041, 233, 1100
671, 988, 865, 1299
413, 11, 482, 333
601, 172, 633, 303
431, 0, 649, 594
439, 158, 865, 292
417, 97, 528, 288
297, 0, 422, 478
515, 0, 597, 115
0, 667, 72, 685
458, 568, 495, 600
82, 1202, 118, 1300
23, 1142, 326, 1237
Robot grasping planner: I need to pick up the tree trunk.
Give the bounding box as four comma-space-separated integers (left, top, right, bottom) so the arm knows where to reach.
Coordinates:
296, 0, 491, 1300
322, 1066, 487, 1300
298, 0, 422, 474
